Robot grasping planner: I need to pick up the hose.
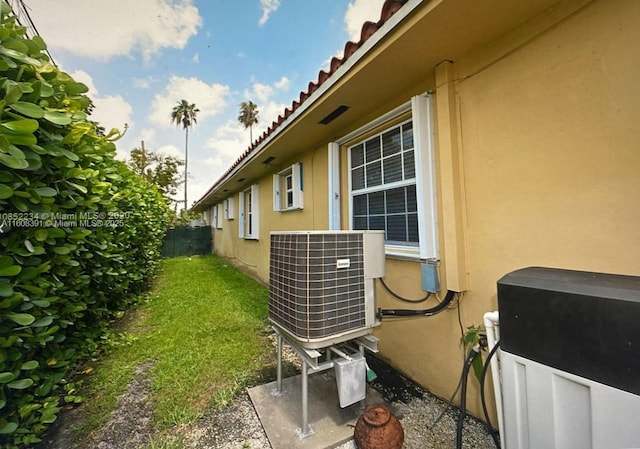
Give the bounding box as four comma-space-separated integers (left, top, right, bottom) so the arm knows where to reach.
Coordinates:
480, 341, 501, 448
377, 290, 457, 318
379, 277, 431, 303
456, 344, 481, 449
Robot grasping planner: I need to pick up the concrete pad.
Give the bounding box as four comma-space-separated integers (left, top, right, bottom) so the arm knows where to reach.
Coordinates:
248, 372, 388, 449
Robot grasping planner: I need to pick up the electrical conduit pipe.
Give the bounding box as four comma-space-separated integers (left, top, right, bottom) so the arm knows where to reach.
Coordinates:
483, 311, 504, 447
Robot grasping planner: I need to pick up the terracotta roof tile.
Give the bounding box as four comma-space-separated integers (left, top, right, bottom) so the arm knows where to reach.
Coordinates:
201, 0, 410, 203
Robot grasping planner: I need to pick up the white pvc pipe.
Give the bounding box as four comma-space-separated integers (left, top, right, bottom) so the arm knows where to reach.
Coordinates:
483, 311, 505, 448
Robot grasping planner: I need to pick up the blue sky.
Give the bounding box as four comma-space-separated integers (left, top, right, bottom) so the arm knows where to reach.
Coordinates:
15, 0, 386, 208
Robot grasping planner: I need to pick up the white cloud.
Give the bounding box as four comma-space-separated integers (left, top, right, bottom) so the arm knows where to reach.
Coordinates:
70, 70, 132, 134
149, 76, 230, 127
133, 77, 155, 89
198, 121, 249, 194
125, 130, 181, 159
156, 144, 184, 159
25, 0, 202, 61
205, 122, 247, 162
90, 95, 133, 133
192, 52, 200, 63
258, 0, 281, 26
243, 76, 290, 105
238, 77, 290, 140
344, 0, 386, 41
137, 128, 157, 146
70, 70, 98, 94
199, 99, 286, 190
249, 83, 274, 105
273, 76, 290, 91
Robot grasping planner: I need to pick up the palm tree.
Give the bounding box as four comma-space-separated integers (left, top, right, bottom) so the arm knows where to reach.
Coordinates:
238, 101, 259, 144
171, 100, 199, 210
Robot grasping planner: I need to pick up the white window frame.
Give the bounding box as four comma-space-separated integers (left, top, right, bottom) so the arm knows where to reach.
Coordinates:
343, 94, 438, 260
224, 198, 234, 220
273, 162, 303, 211
238, 184, 259, 240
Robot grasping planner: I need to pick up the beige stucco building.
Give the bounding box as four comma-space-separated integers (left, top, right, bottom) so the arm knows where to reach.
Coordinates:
193, 0, 640, 420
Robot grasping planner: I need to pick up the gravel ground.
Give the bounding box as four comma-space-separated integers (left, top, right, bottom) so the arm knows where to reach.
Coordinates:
37, 337, 498, 449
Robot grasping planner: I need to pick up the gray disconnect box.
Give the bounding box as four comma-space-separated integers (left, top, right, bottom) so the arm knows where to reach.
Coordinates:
334, 352, 366, 408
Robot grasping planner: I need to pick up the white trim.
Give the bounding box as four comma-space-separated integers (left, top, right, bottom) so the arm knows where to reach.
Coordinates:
238, 192, 245, 238
239, 186, 260, 239
224, 198, 234, 220
210, 205, 217, 228
291, 162, 303, 210
250, 184, 259, 239
412, 94, 439, 260
272, 173, 281, 211
216, 204, 223, 229
328, 142, 341, 230
335, 101, 412, 145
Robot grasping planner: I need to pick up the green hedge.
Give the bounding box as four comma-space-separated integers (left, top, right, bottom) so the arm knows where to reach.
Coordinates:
0, 2, 170, 446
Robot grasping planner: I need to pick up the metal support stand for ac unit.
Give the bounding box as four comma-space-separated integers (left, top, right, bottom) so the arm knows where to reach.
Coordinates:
271, 326, 379, 439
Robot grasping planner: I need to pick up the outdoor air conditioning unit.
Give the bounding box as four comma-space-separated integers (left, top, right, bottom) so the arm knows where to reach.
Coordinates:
497, 267, 640, 449
269, 230, 385, 349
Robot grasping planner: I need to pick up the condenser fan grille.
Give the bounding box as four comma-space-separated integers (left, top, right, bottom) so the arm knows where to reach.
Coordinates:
269, 232, 367, 340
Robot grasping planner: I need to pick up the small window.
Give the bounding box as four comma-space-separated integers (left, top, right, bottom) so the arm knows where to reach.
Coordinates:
224, 198, 234, 220
239, 184, 259, 239
273, 163, 303, 211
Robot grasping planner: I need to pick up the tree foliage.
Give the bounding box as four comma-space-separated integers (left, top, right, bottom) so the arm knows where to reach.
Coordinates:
238, 100, 259, 143
0, 3, 170, 446
128, 146, 184, 202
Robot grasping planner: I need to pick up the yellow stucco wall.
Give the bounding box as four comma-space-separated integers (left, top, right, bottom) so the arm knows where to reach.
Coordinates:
373, 0, 640, 417
210, 0, 639, 420
212, 146, 330, 281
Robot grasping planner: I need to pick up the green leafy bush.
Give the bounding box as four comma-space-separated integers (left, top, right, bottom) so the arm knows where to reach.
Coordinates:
0, 2, 170, 446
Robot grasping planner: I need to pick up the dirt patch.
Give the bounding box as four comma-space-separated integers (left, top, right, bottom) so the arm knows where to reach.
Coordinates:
36, 362, 155, 449
179, 394, 270, 449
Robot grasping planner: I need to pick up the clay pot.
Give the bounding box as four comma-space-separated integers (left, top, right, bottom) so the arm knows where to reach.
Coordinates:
354, 404, 404, 449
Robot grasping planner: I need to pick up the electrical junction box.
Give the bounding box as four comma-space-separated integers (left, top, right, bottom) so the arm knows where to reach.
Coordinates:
334, 352, 366, 408
421, 260, 439, 293
497, 267, 640, 449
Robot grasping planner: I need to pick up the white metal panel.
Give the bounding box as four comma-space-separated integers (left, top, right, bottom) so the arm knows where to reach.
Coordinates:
501, 351, 640, 449
411, 94, 439, 260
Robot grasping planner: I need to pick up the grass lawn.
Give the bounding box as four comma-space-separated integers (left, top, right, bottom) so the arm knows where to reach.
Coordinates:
76, 255, 271, 436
